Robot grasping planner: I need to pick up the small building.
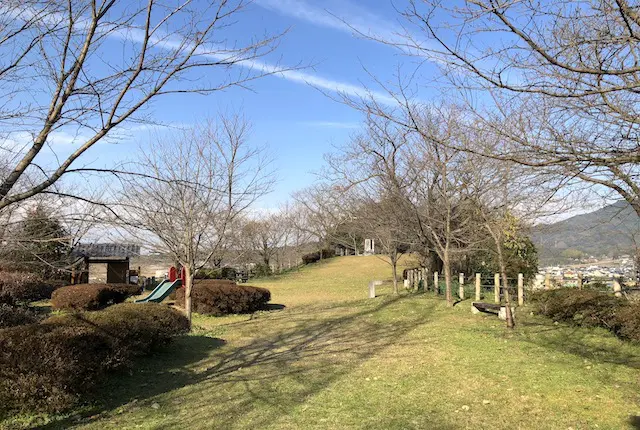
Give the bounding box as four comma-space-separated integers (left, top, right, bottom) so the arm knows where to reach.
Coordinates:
72, 256, 131, 284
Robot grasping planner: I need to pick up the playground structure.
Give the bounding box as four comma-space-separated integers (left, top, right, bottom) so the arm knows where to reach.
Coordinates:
135, 266, 185, 303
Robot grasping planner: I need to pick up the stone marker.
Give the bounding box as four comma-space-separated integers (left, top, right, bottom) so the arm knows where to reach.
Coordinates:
475, 273, 481, 301
498, 306, 516, 321
613, 276, 623, 298
494, 273, 500, 304
434, 272, 439, 294
368, 280, 376, 299
459, 273, 465, 300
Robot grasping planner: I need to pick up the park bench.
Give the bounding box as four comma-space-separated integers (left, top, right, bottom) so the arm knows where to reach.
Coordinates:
471, 302, 515, 321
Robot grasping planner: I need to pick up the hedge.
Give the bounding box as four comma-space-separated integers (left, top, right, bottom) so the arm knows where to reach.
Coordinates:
195, 267, 237, 280
0, 304, 39, 329
0, 303, 188, 413
530, 289, 640, 342
176, 280, 270, 316
301, 249, 334, 265
51, 283, 142, 311
0, 271, 59, 302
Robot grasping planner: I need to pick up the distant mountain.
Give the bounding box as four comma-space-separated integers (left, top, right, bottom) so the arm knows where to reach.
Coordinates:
533, 201, 640, 262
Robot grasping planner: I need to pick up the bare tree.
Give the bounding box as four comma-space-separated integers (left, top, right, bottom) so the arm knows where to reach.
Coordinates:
329, 108, 484, 306
356, 195, 411, 294
119, 114, 273, 322
0, 0, 290, 211
371, 0, 640, 216
292, 184, 364, 256
281, 202, 316, 267
240, 210, 292, 271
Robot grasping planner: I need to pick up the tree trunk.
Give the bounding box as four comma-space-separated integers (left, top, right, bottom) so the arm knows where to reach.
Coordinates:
184, 265, 193, 327
490, 226, 515, 329
500, 264, 514, 329
443, 251, 452, 306
392, 258, 399, 295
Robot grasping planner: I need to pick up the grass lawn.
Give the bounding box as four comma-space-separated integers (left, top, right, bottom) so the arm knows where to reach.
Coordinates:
6, 255, 640, 429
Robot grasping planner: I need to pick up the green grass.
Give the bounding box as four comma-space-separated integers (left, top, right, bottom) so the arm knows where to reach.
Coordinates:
5, 256, 640, 429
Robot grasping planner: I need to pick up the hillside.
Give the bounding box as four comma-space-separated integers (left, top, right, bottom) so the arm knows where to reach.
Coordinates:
250, 254, 415, 307
534, 201, 639, 261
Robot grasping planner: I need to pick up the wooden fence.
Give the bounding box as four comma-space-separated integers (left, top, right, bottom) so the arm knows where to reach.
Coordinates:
392, 268, 634, 305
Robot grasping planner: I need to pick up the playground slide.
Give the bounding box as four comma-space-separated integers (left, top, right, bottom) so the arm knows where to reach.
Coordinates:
135, 279, 182, 303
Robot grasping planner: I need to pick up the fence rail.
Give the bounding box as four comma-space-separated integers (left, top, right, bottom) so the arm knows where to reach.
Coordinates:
399, 268, 633, 306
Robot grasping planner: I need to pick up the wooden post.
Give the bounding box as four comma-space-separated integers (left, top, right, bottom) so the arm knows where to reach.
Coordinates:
518, 273, 524, 306
544, 273, 551, 290
613, 276, 623, 298
494, 273, 500, 304
577, 272, 583, 290
434, 272, 439, 294
459, 273, 465, 299
368, 280, 376, 299
422, 268, 428, 291
475, 273, 481, 301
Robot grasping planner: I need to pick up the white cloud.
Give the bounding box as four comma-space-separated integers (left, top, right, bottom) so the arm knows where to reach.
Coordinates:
5, 3, 401, 107
255, 0, 445, 65
255, 0, 406, 44
108, 28, 400, 106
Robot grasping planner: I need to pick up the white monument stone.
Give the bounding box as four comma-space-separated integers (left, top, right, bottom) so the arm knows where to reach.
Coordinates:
364, 239, 375, 255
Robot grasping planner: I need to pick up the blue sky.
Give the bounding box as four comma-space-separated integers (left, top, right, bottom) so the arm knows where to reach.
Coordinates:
1, 0, 447, 210
84, 0, 440, 208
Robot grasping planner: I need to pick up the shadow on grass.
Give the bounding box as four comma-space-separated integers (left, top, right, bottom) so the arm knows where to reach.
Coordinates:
516, 316, 640, 369
38, 336, 226, 430
44, 295, 457, 429
261, 303, 286, 311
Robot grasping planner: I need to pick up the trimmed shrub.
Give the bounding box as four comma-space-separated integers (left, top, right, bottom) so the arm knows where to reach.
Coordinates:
253, 263, 272, 277
0, 321, 111, 412
195, 267, 237, 280
110, 283, 143, 297
301, 249, 334, 265
195, 268, 220, 279
530, 289, 624, 329
176, 280, 271, 316
0, 303, 188, 413
529, 289, 640, 342
51, 283, 141, 311
0, 304, 39, 328
44, 303, 189, 367
0, 292, 15, 306
613, 303, 640, 342
0, 271, 56, 302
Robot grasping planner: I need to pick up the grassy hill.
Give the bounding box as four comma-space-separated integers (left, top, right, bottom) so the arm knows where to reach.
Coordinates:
10, 256, 640, 429
250, 255, 415, 307
534, 200, 639, 262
